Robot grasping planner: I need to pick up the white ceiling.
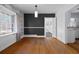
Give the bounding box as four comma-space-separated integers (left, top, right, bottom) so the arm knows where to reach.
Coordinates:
12, 4, 67, 14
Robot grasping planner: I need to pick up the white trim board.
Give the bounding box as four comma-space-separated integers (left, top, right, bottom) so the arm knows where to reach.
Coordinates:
24, 27, 44, 28
21, 35, 57, 39
21, 35, 45, 38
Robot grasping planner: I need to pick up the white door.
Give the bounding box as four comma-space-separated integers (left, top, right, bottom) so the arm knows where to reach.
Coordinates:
44, 17, 56, 37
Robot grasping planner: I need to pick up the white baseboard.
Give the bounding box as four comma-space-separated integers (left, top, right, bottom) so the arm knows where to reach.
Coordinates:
21, 35, 58, 38
21, 35, 66, 44
21, 35, 45, 38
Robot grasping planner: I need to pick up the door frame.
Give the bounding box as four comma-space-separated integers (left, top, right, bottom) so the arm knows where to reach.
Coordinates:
44, 17, 57, 37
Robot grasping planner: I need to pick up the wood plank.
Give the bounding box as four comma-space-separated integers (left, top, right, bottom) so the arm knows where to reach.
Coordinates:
0, 37, 78, 54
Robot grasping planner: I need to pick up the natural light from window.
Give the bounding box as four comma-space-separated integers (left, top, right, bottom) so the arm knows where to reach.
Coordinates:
0, 12, 13, 34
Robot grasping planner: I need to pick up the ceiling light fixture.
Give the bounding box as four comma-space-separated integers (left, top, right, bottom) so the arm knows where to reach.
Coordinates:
34, 5, 38, 18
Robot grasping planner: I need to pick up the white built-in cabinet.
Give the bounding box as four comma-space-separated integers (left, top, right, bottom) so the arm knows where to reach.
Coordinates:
67, 28, 75, 43
0, 33, 16, 51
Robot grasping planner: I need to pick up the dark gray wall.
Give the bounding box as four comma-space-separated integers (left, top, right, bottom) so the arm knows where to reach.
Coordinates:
24, 14, 55, 35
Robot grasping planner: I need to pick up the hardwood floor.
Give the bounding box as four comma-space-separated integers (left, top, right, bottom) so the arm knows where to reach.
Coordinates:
68, 39, 79, 53
0, 37, 79, 54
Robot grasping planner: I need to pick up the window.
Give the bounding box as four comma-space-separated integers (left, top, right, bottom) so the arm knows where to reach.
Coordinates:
68, 18, 76, 27
0, 12, 13, 34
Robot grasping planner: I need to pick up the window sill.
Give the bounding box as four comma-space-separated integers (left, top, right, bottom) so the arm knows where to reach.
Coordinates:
0, 32, 16, 37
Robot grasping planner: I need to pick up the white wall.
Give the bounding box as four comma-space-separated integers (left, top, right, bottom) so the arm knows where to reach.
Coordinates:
65, 11, 71, 43
1, 4, 77, 44
56, 10, 66, 43
2, 4, 24, 40
56, 4, 76, 44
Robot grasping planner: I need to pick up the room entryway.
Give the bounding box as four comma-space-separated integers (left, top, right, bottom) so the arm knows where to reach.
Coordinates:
44, 17, 56, 37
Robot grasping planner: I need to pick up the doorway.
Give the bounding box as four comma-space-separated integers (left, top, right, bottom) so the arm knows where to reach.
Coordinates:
44, 17, 56, 37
